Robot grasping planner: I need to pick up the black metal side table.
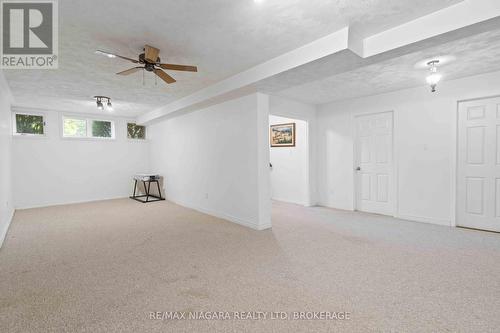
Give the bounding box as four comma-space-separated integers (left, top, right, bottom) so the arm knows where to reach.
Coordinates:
130, 175, 165, 203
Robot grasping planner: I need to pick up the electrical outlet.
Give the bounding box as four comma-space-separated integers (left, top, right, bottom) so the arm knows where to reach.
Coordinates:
205, 193, 209, 199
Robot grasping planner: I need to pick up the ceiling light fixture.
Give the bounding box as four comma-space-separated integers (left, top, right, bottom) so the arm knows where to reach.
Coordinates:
94, 96, 113, 111
96, 100, 104, 110
426, 60, 442, 93
95, 50, 116, 58
107, 100, 113, 111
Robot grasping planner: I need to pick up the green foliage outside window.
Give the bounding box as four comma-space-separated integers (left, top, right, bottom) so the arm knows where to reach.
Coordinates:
63, 118, 86, 137
16, 114, 44, 135
127, 123, 146, 139
92, 120, 112, 138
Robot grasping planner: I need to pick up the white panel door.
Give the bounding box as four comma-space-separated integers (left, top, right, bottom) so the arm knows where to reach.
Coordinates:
457, 97, 500, 232
355, 112, 394, 215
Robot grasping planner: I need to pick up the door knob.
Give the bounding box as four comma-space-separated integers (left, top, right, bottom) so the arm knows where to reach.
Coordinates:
356, 167, 361, 171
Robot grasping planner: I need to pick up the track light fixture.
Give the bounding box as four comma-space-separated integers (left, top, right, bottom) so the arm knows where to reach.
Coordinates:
94, 96, 112, 111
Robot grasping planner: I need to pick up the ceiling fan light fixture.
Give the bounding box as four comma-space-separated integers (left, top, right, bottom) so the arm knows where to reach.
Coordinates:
95, 50, 116, 58
100, 45, 197, 85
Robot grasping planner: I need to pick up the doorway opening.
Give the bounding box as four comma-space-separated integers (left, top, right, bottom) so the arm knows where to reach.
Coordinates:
269, 115, 310, 206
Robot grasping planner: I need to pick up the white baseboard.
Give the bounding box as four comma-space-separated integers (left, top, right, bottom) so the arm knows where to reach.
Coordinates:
318, 203, 451, 227
317, 202, 355, 212
169, 197, 271, 231
395, 213, 452, 227
0, 208, 15, 249
272, 197, 308, 207
15, 195, 272, 231
15, 195, 129, 210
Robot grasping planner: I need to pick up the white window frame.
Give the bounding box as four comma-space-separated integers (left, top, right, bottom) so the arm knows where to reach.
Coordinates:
89, 118, 115, 139
126, 122, 147, 141
62, 115, 88, 138
12, 111, 47, 137
61, 115, 116, 140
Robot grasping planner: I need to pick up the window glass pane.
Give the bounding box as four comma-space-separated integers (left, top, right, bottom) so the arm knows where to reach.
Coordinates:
91, 120, 112, 138
63, 118, 87, 137
15, 114, 44, 135
127, 123, 146, 139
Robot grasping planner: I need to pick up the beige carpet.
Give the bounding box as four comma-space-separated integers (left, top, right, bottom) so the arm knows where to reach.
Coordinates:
1, 199, 500, 332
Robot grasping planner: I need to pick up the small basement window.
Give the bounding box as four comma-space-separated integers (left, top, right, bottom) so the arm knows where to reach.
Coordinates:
63, 117, 87, 138
63, 116, 115, 139
14, 113, 45, 135
127, 123, 146, 140
91, 120, 113, 138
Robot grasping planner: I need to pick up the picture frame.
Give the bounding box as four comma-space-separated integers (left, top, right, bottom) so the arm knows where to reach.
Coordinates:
270, 123, 296, 147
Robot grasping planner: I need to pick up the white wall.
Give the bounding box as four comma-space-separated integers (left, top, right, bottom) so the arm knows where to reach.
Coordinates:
317, 69, 500, 226
269, 115, 308, 205
12, 108, 150, 208
0, 72, 14, 248
269, 95, 317, 205
148, 93, 271, 230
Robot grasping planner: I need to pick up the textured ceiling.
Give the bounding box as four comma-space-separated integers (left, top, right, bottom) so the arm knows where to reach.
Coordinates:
271, 27, 500, 104
3, 0, 461, 117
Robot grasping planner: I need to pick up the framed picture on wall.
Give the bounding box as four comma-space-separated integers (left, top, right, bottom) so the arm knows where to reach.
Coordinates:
270, 123, 296, 147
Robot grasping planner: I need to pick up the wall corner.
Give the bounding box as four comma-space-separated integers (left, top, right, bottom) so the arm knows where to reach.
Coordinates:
256, 93, 272, 230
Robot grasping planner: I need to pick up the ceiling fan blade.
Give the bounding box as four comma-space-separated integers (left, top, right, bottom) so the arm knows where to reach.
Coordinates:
96, 50, 139, 63
158, 63, 198, 72
154, 69, 176, 84
144, 45, 160, 63
117, 67, 143, 75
